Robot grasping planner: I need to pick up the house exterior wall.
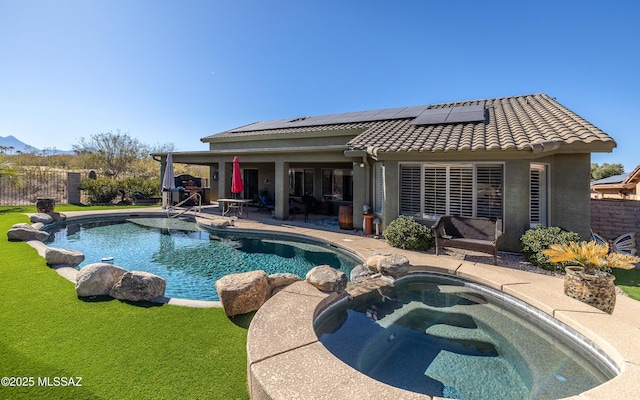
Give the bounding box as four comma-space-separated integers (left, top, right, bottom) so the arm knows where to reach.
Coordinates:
371, 154, 592, 252
205, 129, 364, 151
549, 153, 592, 240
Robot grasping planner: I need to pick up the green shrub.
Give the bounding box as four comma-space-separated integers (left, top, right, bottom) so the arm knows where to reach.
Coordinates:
383, 216, 434, 251
119, 177, 161, 202
520, 225, 582, 271
80, 176, 120, 204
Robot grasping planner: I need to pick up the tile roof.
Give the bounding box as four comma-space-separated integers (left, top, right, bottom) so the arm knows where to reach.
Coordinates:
202, 93, 616, 153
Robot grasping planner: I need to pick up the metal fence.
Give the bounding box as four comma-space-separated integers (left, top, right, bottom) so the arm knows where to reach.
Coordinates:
0, 170, 73, 206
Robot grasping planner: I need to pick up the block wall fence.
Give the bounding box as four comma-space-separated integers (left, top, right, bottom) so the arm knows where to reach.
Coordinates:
590, 199, 640, 242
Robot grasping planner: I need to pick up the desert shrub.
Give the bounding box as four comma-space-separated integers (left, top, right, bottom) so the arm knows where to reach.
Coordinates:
119, 177, 161, 202
80, 176, 119, 204
520, 225, 582, 271
383, 216, 434, 251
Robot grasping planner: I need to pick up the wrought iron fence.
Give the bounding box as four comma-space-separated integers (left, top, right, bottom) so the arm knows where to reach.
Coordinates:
0, 170, 73, 206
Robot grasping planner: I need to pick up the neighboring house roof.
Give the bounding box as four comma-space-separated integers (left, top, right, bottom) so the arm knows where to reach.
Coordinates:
591, 164, 640, 190
201, 93, 616, 155
592, 173, 628, 185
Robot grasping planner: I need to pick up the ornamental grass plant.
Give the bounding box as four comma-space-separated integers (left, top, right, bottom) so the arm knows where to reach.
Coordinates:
542, 241, 640, 276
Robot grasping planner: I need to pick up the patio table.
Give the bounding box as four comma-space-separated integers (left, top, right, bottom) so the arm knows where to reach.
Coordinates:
217, 198, 252, 218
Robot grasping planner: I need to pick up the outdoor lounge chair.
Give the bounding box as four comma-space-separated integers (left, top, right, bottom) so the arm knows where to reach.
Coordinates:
258, 192, 275, 213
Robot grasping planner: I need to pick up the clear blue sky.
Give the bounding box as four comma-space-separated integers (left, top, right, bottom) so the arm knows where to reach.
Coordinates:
1, 0, 639, 170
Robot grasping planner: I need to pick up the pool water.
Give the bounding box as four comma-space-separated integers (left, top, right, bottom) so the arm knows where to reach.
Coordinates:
315, 275, 615, 399
45, 218, 360, 301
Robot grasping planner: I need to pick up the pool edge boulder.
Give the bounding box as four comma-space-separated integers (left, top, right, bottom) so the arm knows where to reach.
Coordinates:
45, 247, 85, 267
216, 270, 269, 316
305, 265, 347, 293
110, 270, 167, 302
76, 262, 128, 297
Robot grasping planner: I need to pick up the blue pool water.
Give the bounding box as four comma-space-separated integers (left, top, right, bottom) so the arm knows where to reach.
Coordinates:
45, 218, 360, 301
315, 274, 615, 399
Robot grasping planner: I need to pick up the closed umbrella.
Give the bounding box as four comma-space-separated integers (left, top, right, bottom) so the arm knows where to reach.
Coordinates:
231, 156, 244, 198
162, 152, 175, 208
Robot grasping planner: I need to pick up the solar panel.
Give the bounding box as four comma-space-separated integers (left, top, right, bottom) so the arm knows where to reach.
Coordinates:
410, 108, 452, 125
228, 104, 443, 133
410, 105, 485, 126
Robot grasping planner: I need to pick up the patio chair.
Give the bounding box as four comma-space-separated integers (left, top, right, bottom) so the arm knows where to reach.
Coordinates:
258, 192, 275, 213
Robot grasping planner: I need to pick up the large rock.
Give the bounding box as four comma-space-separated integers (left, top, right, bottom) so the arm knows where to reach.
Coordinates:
350, 264, 372, 282
7, 226, 50, 242
306, 265, 347, 293
209, 219, 230, 229
110, 271, 166, 302
216, 270, 269, 316
45, 247, 85, 267
267, 273, 302, 297
30, 213, 53, 224
365, 254, 410, 277
76, 263, 127, 297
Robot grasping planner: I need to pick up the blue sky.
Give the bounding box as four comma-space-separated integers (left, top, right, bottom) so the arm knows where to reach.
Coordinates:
1, 0, 639, 170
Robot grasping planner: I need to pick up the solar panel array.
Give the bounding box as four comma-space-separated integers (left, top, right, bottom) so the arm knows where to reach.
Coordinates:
410, 105, 486, 126
228, 104, 485, 133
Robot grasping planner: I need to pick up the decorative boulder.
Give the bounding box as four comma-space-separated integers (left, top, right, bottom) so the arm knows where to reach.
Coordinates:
209, 219, 230, 229
365, 254, 410, 277
11, 223, 32, 229
350, 264, 372, 282
45, 247, 85, 267
306, 265, 347, 293
30, 213, 54, 224
267, 273, 302, 297
110, 271, 166, 302
7, 225, 50, 242
47, 212, 66, 222
216, 270, 269, 316
76, 263, 127, 297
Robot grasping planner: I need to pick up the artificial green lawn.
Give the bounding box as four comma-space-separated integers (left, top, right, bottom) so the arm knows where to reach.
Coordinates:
613, 268, 640, 301
0, 206, 250, 400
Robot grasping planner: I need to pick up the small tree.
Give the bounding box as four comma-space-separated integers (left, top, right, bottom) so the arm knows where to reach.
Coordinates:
591, 163, 624, 181
73, 130, 148, 178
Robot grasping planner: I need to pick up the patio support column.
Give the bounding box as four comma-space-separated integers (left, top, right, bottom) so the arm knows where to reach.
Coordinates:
217, 161, 229, 200
352, 162, 368, 231
209, 165, 219, 202
381, 161, 399, 230
274, 161, 290, 220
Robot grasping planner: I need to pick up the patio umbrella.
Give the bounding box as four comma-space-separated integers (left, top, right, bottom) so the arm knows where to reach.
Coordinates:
231, 156, 244, 198
162, 152, 175, 207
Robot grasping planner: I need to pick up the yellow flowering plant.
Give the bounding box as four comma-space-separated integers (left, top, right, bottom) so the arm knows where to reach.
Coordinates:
542, 241, 640, 275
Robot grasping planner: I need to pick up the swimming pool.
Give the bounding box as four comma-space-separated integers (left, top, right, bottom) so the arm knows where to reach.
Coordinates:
45, 217, 361, 301
314, 274, 616, 399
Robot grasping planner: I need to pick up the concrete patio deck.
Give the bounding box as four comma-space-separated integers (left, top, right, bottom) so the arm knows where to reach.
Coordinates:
40, 205, 640, 399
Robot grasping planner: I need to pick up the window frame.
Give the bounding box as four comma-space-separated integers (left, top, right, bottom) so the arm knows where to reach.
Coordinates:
398, 162, 504, 220
530, 163, 550, 228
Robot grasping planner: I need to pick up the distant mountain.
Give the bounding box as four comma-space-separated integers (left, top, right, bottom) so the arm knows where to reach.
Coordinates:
0, 135, 74, 155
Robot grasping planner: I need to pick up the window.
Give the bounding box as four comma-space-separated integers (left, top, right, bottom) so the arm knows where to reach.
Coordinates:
399, 163, 503, 219
289, 169, 314, 197
530, 163, 549, 228
322, 169, 353, 201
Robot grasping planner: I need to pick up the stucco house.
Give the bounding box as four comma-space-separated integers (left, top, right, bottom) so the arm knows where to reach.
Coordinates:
591, 164, 640, 200
157, 93, 616, 252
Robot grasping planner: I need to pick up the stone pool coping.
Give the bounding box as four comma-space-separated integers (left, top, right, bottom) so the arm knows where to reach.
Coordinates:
248, 269, 640, 399
23, 208, 640, 398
